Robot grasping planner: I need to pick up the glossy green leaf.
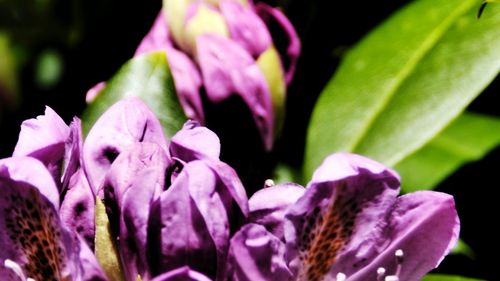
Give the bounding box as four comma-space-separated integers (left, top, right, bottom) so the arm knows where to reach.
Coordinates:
396, 112, 500, 192
304, 0, 500, 178
422, 274, 485, 281
82, 52, 186, 137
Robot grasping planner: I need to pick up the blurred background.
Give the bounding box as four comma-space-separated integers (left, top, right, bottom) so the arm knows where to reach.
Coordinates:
0, 0, 498, 279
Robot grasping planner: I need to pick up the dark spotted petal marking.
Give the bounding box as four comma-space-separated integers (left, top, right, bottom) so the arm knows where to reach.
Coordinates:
284, 153, 400, 281
0, 177, 76, 281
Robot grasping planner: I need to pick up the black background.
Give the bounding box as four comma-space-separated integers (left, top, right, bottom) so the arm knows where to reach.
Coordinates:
0, 0, 498, 279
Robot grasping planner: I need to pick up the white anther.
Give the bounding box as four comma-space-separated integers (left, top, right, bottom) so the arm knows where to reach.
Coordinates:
395, 249, 404, 259
385, 275, 399, 281
336, 272, 347, 281
377, 267, 386, 281
4, 259, 28, 280
264, 179, 275, 188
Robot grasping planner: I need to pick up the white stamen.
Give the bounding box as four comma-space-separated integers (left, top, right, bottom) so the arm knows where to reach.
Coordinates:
385, 276, 399, 281
377, 267, 386, 281
4, 259, 27, 280
394, 249, 404, 276
395, 249, 404, 260
336, 272, 346, 281
27, 279, 36, 281
264, 179, 275, 188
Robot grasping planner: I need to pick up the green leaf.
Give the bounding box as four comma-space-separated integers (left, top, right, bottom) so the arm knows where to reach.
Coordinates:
95, 199, 125, 281
422, 274, 485, 281
82, 52, 186, 137
0, 33, 19, 107
452, 239, 475, 259
304, 0, 500, 179
396, 112, 500, 192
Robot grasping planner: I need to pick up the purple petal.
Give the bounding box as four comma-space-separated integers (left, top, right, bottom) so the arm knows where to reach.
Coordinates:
62, 117, 83, 192
227, 223, 292, 281
60, 169, 96, 249
170, 121, 221, 162
147, 162, 219, 278
0, 156, 60, 208
13, 106, 70, 180
284, 153, 400, 280
83, 97, 168, 196
77, 236, 108, 281
0, 177, 87, 280
102, 142, 169, 280
135, 10, 173, 55
86, 82, 106, 104
219, 0, 272, 57
255, 3, 301, 85
196, 34, 274, 150
248, 183, 305, 240
343, 191, 460, 281
151, 266, 213, 281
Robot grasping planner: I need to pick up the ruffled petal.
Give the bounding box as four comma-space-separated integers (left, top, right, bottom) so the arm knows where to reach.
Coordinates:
170, 121, 221, 162
196, 34, 274, 150
248, 183, 305, 240
83, 97, 168, 196
219, 0, 272, 57
284, 153, 400, 280
344, 191, 460, 281
13, 106, 70, 180
0, 156, 60, 208
151, 266, 213, 281
227, 223, 292, 281
255, 3, 300, 85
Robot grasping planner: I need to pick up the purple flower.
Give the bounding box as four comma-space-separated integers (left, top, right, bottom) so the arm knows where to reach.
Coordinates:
229, 153, 460, 281
0, 157, 106, 281
135, 0, 301, 150
83, 98, 249, 281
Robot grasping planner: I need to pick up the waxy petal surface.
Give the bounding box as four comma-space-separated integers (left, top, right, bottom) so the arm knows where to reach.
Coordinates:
170, 120, 221, 162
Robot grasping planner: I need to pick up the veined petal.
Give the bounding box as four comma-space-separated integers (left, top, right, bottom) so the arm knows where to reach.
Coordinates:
83, 97, 168, 196
151, 266, 213, 281
219, 0, 272, 56
0, 156, 60, 208
196, 34, 274, 150
13, 106, 70, 180
284, 153, 400, 281
0, 178, 83, 280
255, 3, 300, 85
227, 223, 292, 281
170, 121, 221, 162
344, 191, 460, 281
249, 183, 305, 240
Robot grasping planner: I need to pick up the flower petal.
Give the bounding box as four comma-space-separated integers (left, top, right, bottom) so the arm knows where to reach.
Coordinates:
135, 10, 173, 55
13, 106, 70, 180
77, 236, 108, 281
170, 121, 221, 162
196, 34, 274, 150
0, 156, 60, 208
344, 191, 460, 281
151, 266, 213, 281
219, 0, 272, 56
0, 177, 84, 280
83, 97, 168, 196
227, 223, 292, 281
284, 153, 400, 280
255, 3, 300, 85
248, 183, 305, 240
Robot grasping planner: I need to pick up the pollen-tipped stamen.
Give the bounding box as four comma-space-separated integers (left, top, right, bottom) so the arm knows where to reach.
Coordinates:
264, 179, 275, 187
394, 249, 404, 277
336, 272, 346, 281
377, 267, 386, 281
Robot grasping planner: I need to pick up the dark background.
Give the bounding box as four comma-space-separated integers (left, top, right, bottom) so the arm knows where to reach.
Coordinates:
0, 0, 498, 279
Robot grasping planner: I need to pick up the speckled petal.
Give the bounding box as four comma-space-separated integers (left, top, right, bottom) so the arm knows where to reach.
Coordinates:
82, 97, 168, 196
170, 121, 221, 162
0, 156, 60, 208
284, 153, 400, 281
342, 191, 460, 281
102, 142, 169, 280
219, 0, 272, 56
196, 34, 274, 150
248, 183, 305, 240
255, 3, 300, 85
151, 266, 213, 281
0, 177, 91, 280
13, 106, 70, 180
227, 223, 292, 281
